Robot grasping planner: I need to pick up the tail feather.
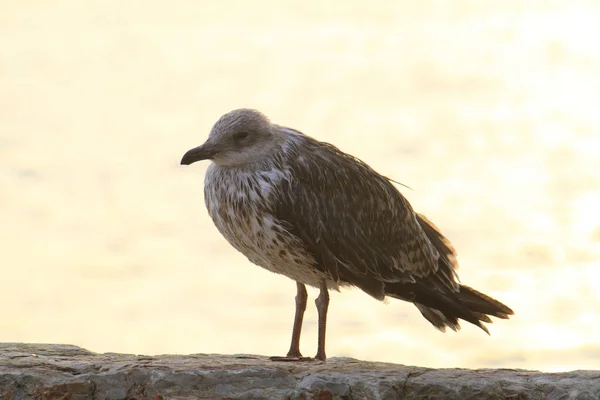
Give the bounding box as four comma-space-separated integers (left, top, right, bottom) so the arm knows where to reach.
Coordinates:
400, 280, 514, 334
386, 281, 491, 334
395, 213, 515, 334
415, 304, 460, 333
458, 285, 514, 319
472, 312, 493, 324
388, 281, 512, 334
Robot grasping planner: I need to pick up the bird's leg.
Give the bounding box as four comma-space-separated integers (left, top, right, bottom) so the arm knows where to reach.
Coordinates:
269, 282, 311, 362
314, 280, 330, 361
287, 282, 308, 357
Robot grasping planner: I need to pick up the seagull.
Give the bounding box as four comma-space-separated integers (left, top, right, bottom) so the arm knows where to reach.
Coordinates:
180, 108, 513, 361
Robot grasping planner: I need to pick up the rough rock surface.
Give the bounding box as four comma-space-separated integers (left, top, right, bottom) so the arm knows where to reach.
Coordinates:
0, 343, 599, 400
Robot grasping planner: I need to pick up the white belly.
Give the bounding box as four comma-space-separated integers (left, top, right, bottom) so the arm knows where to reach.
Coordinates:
203, 164, 336, 289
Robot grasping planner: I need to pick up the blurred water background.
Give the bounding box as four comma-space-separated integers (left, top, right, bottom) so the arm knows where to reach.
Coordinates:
1, 0, 600, 372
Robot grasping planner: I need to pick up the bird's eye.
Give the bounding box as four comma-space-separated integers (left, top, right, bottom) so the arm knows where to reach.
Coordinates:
233, 132, 249, 142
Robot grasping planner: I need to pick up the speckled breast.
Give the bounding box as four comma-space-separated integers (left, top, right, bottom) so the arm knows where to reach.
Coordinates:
203, 163, 329, 288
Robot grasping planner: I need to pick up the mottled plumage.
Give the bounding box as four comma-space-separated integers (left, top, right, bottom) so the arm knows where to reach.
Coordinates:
181, 108, 514, 361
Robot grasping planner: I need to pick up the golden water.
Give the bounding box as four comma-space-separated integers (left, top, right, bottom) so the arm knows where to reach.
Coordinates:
1, 0, 599, 372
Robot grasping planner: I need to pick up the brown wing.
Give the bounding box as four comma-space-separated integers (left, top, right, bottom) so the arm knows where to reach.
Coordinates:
273, 136, 452, 299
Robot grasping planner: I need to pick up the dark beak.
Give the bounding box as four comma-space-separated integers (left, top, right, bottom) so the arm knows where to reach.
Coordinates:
180, 144, 217, 165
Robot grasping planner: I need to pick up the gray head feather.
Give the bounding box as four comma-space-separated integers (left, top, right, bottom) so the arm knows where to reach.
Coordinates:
206, 108, 280, 167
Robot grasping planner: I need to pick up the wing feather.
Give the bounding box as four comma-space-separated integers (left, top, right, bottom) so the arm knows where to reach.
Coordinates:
273, 136, 445, 296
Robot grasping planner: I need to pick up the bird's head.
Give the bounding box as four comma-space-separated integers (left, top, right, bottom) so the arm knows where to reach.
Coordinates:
181, 108, 279, 168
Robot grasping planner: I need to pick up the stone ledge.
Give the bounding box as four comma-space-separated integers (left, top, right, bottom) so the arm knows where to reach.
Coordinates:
0, 343, 598, 399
